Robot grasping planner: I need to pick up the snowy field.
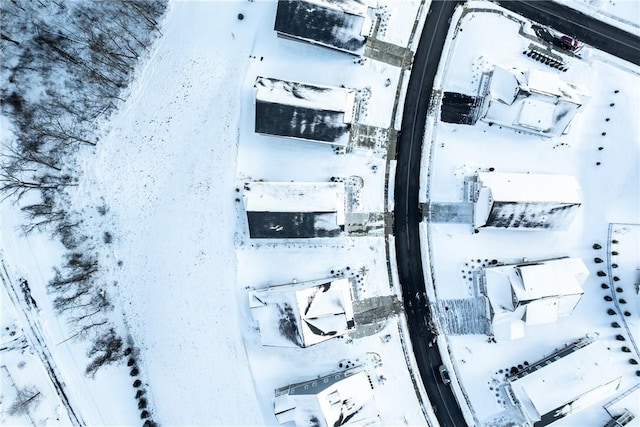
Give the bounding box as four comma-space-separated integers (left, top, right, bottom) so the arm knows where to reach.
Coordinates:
424, 2, 640, 426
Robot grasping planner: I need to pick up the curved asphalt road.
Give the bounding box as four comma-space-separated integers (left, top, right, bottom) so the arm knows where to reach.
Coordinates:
394, 1, 464, 426
394, 1, 640, 427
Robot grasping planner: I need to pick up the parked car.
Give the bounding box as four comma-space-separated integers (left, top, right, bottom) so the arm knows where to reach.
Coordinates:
439, 365, 451, 385
558, 35, 581, 51
533, 25, 582, 51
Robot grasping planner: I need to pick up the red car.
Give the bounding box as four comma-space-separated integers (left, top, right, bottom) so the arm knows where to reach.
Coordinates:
559, 35, 581, 51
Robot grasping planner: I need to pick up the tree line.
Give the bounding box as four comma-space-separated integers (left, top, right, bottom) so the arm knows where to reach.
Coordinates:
1, 0, 166, 376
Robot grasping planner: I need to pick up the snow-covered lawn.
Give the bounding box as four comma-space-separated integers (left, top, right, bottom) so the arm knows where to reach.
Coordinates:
424, 2, 640, 426
77, 1, 277, 424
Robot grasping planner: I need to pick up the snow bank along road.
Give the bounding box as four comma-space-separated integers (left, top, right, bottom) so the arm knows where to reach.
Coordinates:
394, 1, 640, 427
0, 257, 84, 426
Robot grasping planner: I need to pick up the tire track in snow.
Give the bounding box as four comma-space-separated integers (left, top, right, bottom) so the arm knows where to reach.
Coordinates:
1, 255, 85, 427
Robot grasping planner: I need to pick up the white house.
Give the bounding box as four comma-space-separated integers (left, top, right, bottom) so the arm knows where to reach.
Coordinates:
274, 0, 374, 56
484, 257, 588, 339
479, 65, 589, 137
274, 370, 380, 427
255, 76, 356, 145
250, 277, 355, 347
508, 340, 621, 425
473, 172, 582, 231
244, 181, 346, 239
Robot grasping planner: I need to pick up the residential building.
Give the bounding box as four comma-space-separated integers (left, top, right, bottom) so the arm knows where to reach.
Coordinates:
254, 76, 356, 145
244, 181, 346, 239
479, 65, 589, 137
473, 172, 582, 231
274, 369, 380, 426
274, 0, 374, 56
507, 340, 621, 425
483, 257, 588, 340
250, 277, 355, 348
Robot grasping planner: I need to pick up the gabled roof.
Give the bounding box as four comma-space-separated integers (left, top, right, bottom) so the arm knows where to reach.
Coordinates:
250, 278, 355, 347
254, 77, 355, 144
243, 181, 345, 238
274, 0, 371, 55
477, 172, 582, 204
526, 69, 586, 104
255, 77, 356, 117
485, 258, 587, 328
244, 181, 345, 218
510, 341, 621, 422
513, 258, 588, 302
489, 66, 522, 105
274, 370, 380, 427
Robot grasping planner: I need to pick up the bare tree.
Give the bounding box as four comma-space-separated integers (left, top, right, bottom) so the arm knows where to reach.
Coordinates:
7, 385, 43, 417
85, 328, 123, 377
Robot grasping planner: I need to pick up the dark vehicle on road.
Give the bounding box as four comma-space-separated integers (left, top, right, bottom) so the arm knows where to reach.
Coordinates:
439, 365, 451, 385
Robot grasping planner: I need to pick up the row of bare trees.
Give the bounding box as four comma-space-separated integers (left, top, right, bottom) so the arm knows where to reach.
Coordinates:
1, 0, 166, 377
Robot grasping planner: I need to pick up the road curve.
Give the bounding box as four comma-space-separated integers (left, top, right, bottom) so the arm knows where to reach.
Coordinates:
500, 1, 640, 65
393, 1, 639, 426
393, 1, 466, 426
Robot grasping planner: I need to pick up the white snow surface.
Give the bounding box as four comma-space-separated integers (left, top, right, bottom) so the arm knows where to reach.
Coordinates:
86, 1, 266, 424
555, 0, 640, 35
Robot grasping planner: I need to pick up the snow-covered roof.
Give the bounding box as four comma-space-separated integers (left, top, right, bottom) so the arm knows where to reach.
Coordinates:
514, 98, 557, 132
244, 181, 345, 218
489, 66, 522, 105
250, 277, 355, 347
481, 65, 589, 137
274, 370, 380, 427
526, 69, 585, 105
474, 172, 582, 229
510, 341, 621, 422
303, 0, 370, 17
255, 77, 356, 119
255, 77, 355, 144
514, 258, 588, 302
485, 258, 587, 328
274, 0, 372, 55
477, 172, 582, 204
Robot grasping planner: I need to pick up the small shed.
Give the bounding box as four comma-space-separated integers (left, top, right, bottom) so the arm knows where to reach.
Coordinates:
473, 172, 582, 230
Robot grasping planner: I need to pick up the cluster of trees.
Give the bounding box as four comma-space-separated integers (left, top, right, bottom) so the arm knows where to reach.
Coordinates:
1, 0, 166, 375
